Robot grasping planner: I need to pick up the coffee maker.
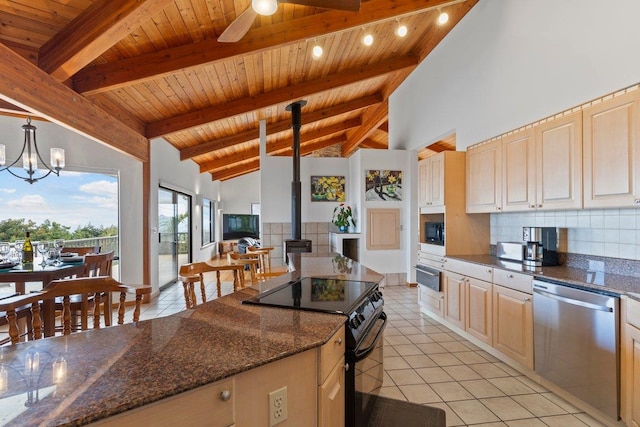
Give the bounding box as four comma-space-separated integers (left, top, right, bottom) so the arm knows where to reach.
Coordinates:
522, 227, 559, 267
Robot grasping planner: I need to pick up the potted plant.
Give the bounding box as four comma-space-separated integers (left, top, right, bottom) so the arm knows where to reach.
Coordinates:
332, 204, 355, 233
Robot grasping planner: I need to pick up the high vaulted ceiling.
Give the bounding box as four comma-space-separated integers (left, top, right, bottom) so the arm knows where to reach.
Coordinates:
0, 0, 477, 181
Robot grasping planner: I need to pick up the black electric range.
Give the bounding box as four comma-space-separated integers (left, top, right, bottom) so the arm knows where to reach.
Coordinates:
242, 276, 383, 347
243, 277, 387, 427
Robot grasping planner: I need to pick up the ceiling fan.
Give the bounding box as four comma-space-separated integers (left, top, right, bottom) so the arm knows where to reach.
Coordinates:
218, 0, 361, 43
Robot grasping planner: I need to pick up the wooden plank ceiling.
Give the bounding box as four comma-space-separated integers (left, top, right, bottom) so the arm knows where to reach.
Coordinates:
0, 0, 477, 181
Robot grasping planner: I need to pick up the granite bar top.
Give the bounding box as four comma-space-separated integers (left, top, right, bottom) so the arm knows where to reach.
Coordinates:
446, 254, 640, 297
0, 253, 383, 427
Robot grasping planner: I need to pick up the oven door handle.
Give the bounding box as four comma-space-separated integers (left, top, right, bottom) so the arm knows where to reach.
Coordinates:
353, 312, 387, 361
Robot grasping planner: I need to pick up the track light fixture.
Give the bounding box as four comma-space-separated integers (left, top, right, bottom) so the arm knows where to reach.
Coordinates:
437, 8, 449, 25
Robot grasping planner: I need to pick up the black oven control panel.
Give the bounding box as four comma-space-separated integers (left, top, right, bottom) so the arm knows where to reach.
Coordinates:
346, 289, 384, 347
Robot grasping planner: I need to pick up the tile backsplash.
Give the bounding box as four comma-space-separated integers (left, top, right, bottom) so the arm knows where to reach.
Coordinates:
261, 221, 330, 266
491, 208, 640, 260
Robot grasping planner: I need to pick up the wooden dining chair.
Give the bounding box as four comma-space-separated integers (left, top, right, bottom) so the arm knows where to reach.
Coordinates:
247, 246, 276, 279
0, 277, 150, 345
53, 251, 115, 331
0, 293, 35, 345
227, 252, 260, 283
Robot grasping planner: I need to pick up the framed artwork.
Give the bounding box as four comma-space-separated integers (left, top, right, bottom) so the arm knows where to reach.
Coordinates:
365, 170, 403, 201
310, 176, 346, 202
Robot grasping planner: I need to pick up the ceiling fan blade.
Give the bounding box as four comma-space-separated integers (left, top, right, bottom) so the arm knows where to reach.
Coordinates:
283, 0, 360, 12
218, 6, 258, 43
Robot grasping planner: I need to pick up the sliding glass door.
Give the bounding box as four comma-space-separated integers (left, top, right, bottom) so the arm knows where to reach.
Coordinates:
158, 187, 191, 287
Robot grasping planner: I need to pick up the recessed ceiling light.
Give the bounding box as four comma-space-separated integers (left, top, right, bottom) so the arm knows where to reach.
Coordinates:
363, 33, 374, 46
396, 24, 408, 37
312, 45, 323, 59
438, 10, 449, 25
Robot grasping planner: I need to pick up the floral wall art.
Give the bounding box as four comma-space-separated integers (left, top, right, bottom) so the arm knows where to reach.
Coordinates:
311, 176, 346, 202
365, 170, 403, 201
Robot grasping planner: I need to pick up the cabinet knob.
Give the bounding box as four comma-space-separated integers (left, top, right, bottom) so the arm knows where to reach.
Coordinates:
496, 206, 501, 210
529, 204, 535, 209
486, 269, 492, 273
335, 338, 343, 345
344, 363, 350, 371
220, 390, 232, 402
523, 297, 531, 302
507, 274, 514, 278
537, 204, 543, 208
634, 198, 640, 204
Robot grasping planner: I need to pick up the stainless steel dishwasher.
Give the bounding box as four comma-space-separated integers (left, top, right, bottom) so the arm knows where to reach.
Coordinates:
532, 278, 619, 420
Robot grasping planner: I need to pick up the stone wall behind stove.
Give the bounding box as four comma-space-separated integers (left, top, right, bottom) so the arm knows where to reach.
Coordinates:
261, 222, 330, 267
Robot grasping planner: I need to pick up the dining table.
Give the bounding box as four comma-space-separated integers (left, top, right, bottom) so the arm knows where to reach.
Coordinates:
0, 260, 86, 337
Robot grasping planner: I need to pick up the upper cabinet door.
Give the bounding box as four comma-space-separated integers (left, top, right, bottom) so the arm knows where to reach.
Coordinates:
466, 140, 502, 213
418, 160, 429, 207
502, 128, 535, 212
536, 111, 583, 210
583, 91, 640, 208
428, 153, 445, 207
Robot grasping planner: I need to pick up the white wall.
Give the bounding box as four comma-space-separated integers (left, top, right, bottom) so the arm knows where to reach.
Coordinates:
0, 115, 144, 285
390, 0, 640, 151
149, 138, 221, 291
351, 149, 412, 274
220, 171, 260, 214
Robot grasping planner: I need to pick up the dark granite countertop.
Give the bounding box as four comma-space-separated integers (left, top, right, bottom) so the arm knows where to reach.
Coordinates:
0, 254, 383, 427
446, 254, 640, 297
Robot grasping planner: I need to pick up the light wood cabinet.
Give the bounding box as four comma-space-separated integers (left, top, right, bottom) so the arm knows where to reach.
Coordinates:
536, 111, 583, 210
465, 276, 492, 345
418, 284, 444, 317
90, 378, 236, 427
583, 90, 640, 208
466, 139, 502, 213
418, 154, 445, 207
502, 128, 535, 212
492, 284, 533, 370
501, 113, 583, 212
367, 208, 400, 250
443, 271, 465, 330
318, 327, 345, 427
622, 297, 640, 426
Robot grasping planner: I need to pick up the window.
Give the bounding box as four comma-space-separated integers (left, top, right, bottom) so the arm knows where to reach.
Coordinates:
202, 198, 216, 246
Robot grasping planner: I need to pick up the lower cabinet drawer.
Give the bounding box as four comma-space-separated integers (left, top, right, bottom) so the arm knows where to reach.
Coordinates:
89, 379, 235, 427
493, 268, 532, 294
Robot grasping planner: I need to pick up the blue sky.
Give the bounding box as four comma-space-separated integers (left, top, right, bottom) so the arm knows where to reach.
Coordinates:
0, 169, 118, 229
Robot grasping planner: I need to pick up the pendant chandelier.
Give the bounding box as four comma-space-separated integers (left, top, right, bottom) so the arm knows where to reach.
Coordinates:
0, 117, 65, 184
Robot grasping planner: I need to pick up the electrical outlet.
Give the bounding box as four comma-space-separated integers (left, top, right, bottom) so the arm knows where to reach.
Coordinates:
268, 386, 288, 426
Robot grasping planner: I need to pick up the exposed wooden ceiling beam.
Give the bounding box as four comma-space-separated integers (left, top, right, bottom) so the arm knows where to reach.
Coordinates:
72, 0, 458, 94
199, 118, 361, 173
211, 159, 260, 182
147, 56, 416, 139
0, 42, 148, 161
378, 122, 389, 133
0, 100, 28, 116
361, 139, 388, 149
342, 100, 389, 157
180, 94, 382, 160
39, 0, 175, 81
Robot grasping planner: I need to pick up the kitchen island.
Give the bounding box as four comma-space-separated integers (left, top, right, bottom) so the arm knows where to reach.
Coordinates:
0, 254, 384, 427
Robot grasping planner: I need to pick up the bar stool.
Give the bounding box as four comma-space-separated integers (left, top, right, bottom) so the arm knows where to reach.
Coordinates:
227, 252, 260, 284
179, 263, 206, 309
247, 246, 274, 278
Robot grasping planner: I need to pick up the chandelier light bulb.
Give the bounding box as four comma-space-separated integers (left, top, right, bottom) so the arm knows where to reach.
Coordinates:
312, 45, 323, 59
363, 33, 374, 46
438, 11, 449, 25
396, 24, 408, 37
252, 0, 278, 16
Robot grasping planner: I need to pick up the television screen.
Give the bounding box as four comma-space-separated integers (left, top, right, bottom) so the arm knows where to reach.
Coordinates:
222, 214, 259, 240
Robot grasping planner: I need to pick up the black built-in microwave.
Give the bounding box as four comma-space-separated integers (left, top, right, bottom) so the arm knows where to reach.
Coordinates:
424, 222, 445, 246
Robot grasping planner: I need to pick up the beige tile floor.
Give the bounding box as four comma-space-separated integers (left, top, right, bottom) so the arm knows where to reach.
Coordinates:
380, 285, 606, 427
1, 275, 609, 426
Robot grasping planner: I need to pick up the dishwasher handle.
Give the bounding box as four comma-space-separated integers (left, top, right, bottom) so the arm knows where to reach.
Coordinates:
533, 287, 613, 312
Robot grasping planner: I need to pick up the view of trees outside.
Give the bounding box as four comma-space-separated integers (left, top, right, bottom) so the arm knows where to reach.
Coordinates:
0, 170, 118, 242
